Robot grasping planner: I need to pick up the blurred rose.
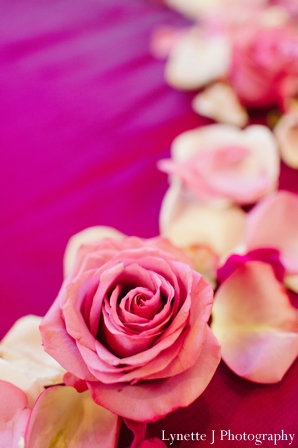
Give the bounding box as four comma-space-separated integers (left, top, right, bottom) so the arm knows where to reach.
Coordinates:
230, 21, 298, 107
158, 124, 279, 205
40, 227, 220, 422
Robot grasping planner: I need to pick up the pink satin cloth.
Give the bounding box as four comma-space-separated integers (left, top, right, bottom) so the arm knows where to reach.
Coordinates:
1, 0, 297, 446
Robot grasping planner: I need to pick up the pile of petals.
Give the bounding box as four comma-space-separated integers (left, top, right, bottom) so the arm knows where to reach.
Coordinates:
153, 0, 298, 385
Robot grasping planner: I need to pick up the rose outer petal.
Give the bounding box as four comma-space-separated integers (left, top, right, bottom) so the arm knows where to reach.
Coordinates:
212, 261, 298, 383
25, 386, 121, 448
40, 299, 98, 382
64, 226, 125, 276
165, 26, 231, 90
87, 327, 220, 422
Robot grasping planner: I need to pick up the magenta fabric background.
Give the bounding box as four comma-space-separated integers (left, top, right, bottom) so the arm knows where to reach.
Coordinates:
1, 0, 298, 446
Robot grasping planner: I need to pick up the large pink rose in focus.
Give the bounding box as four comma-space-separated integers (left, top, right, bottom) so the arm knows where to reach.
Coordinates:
230, 22, 298, 107
40, 234, 220, 422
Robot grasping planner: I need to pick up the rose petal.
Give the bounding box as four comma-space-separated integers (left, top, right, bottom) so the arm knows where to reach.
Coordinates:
0, 315, 66, 407
165, 26, 231, 90
160, 124, 279, 205
64, 226, 125, 276
165, 0, 223, 17
212, 261, 298, 383
245, 191, 298, 274
25, 386, 120, 448
0, 380, 30, 448
0, 360, 41, 410
87, 326, 220, 422
40, 300, 98, 382
150, 26, 187, 59
185, 244, 219, 289
192, 82, 248, 127
159, 179, 246, 256
274, 112, 298, 168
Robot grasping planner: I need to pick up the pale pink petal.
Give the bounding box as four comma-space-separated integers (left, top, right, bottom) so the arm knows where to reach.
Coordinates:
25, 386, 121, 448
165, 0, 223, 17
246, 191, 298, 274
0, 315, 66, 407
150, 26, 187, 59
0, 360, 42, 410
163, 124, 279, 205
186, 244, 219, 289
192, 83, 248, 127
165, 26, 231, 90
165, 0, 267, 18
64, 225, 125, 276
87, 327, 220, 422
274, 112, 298, 168
0, 380, 30, 448
159, 180, 246, 256
212, 261, 298, 383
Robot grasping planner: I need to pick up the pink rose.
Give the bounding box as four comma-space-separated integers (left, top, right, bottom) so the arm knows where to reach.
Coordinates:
230, 22, 298, 107
40, 232, 220, 422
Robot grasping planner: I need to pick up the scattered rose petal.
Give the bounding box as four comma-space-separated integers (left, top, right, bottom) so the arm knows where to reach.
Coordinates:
150, 26, 187, 59
212, 261, 298, 383
274, 112, 298, 168
0, 380, 30, 448
165, 26, 231, 90
185, 244, 219, 289
192, 82, 248, 127
159, 179, 246, 256
0, 315, 65, 407
25, 386, 121, 448
245, 191, 298, 274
